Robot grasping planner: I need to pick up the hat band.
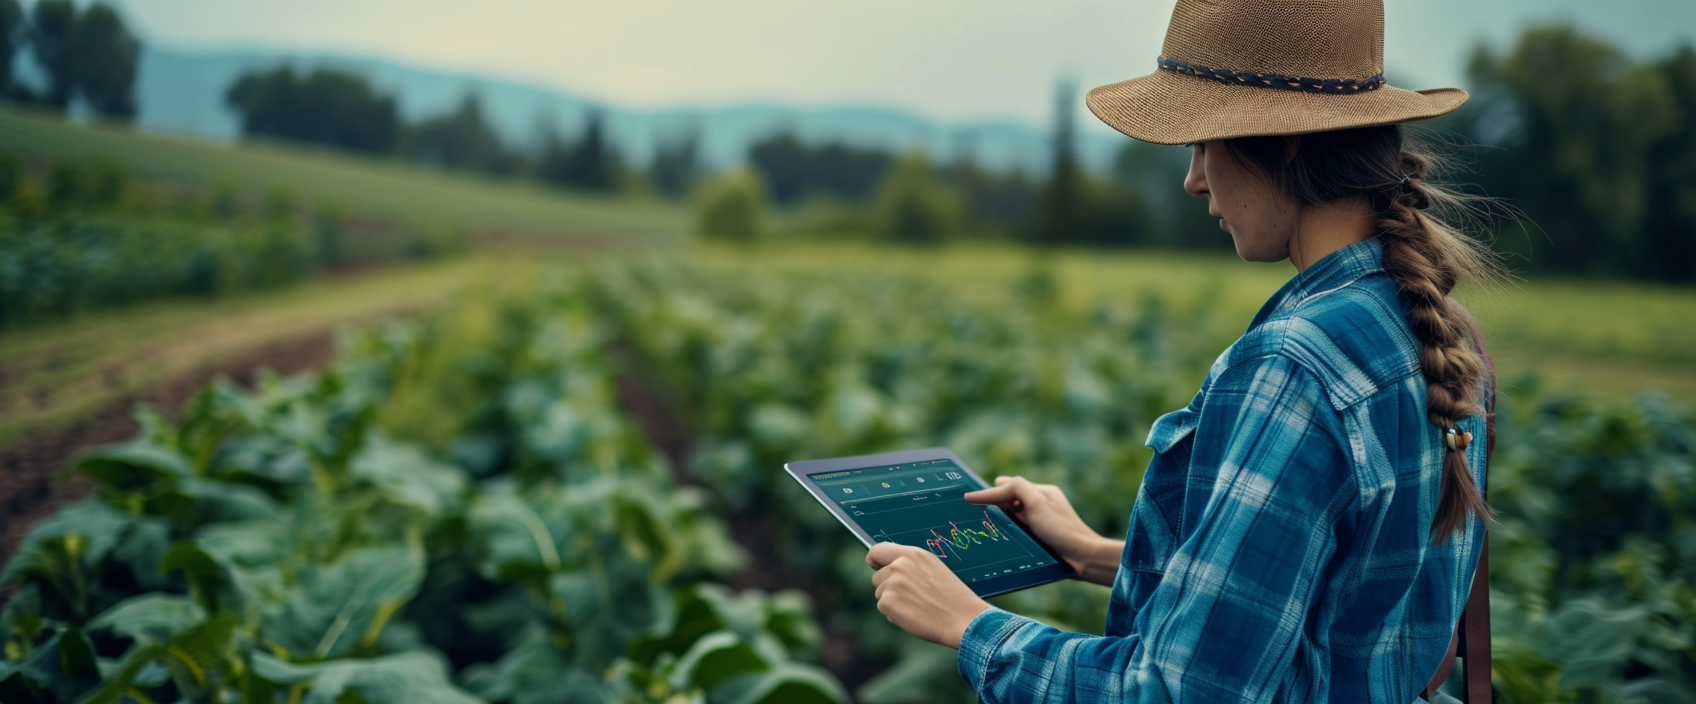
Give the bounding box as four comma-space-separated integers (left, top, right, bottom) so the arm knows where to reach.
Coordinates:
1157, 56, 1385, 95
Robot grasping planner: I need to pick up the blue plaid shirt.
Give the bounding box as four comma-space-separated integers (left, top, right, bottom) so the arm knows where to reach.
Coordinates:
957, 238, 1488, 704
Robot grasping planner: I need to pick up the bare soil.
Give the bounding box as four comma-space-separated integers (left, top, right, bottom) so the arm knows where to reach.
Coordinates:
0, 332, 338, 570
608, 343, 894, 694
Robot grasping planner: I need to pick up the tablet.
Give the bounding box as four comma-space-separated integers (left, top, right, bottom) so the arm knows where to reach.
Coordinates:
785, 447, 1076, 598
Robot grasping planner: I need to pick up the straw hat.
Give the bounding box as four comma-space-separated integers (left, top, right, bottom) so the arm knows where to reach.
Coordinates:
1086, 0, 1468, 145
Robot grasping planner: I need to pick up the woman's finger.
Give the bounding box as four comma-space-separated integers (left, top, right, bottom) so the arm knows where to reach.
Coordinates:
867, 541, 904, 570
962, 484, 1017, 505
871, 560, 897, 588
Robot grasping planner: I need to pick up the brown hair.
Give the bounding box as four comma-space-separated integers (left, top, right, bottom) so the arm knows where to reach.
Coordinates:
1221, 125, 1502, 545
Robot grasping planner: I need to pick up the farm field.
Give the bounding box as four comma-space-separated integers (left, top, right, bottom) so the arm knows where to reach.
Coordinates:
2, 112, 1693, 704
0, 110, 686, 239
702, 241, 1696, 402
5, 251, 1688, 704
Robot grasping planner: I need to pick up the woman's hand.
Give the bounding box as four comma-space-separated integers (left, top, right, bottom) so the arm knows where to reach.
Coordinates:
866, 542, 991, 649
964, 476, 1124, 586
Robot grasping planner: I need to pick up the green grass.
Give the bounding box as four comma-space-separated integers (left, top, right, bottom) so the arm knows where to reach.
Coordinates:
0, 254, 533, 446
0, 109, 686, 239
694, 240, 1696, 402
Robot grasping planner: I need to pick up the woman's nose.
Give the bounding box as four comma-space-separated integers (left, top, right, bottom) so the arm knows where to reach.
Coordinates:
1183, 144, 1208, 197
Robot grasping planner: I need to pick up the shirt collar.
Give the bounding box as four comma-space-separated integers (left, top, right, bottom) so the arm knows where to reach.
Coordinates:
1247, 237, 1386, 330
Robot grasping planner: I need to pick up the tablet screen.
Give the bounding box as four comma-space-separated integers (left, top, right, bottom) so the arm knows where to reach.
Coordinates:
806, 457, 1061, 585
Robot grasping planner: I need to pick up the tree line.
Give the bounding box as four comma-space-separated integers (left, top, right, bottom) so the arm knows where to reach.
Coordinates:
0, 0, 139, 120
225, 66, 684, 197
711, 24, 1696, 283
8, 5, 1690, 283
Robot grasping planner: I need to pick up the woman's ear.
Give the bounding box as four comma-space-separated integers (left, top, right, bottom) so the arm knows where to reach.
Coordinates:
1282, 136, 1302, 164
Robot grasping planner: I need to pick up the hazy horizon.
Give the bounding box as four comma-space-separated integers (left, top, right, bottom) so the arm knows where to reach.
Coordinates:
106, 0, 1696, 132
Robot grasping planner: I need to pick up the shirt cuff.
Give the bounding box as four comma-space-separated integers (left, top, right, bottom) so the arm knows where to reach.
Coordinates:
956, 605, 1034, 694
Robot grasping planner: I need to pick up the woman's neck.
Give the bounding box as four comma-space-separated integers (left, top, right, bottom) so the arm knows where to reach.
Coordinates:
1289, 199, 1377, 272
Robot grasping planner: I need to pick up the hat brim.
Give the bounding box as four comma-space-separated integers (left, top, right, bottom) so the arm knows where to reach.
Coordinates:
1085, 68, 1469, 145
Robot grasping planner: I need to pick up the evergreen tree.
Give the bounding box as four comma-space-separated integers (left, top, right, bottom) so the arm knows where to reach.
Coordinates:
404, 90, 517, 176
1035, 79, 1083, 246
27, 0, 76, 111
536, 108, 623, 193
0, 0, 25, 102
649, 121, 702, 200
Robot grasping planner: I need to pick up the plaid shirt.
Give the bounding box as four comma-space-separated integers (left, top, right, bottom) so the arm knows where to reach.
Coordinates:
957, 238, 1488, 704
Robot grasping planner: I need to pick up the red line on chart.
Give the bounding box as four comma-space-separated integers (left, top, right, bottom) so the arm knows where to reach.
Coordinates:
925, 509, 1009, 560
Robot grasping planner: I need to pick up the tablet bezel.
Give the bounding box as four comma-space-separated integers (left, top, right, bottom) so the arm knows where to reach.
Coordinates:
784, 447, 1077, 598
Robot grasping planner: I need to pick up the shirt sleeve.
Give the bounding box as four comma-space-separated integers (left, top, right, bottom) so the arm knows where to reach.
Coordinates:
956, 352, 1357, 704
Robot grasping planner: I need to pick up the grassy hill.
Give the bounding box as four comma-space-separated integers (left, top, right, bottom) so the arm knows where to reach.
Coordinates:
0, 109, 686, 239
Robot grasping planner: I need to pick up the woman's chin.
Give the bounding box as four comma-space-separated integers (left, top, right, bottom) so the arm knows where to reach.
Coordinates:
1232, 241, 1284, 264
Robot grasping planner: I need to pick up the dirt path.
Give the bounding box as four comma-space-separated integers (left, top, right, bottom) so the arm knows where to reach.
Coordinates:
609, 346, 894, 695
0, 331, 341, 570
0, 255, 515, 571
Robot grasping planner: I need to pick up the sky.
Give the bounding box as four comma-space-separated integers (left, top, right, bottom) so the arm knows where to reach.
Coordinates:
112, 0, 1696, 133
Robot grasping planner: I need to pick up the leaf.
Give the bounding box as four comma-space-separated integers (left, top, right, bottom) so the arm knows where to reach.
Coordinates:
1, 501, 134, 618
254, 651, 487, 704
1534, 598, 1648, 689
458, 630, 610, 704
718, 664, 848, 704
2, 502, 131, 586
2, 629, 97, 704
87, 594, 207, 645
78, 614, 239, 704
264, 545, 424, 658
75, 441, 195, 491
348, 434, 466, 518
855, 640, 962, 704
469, 490, 568, 580
668, 630, 770, 693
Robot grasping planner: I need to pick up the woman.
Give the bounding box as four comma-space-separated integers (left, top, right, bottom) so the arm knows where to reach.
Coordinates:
865, 1, 1500, 703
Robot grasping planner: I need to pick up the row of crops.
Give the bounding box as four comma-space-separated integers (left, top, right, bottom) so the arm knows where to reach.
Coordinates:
4, 255, 1694, 703
0, 276, 845, 704
0, 154, 462, 330
588, 260, 1696, 704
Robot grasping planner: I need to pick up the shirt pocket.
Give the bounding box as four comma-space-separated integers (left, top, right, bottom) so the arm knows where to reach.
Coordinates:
1145, 406, 1199, 454
1128, 406, 1198, 575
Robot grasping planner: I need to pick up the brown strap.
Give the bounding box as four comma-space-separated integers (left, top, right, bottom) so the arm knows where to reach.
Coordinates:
1423, 328, 1495, 703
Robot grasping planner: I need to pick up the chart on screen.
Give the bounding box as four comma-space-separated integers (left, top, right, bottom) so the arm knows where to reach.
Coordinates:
810, 458, 1057, 584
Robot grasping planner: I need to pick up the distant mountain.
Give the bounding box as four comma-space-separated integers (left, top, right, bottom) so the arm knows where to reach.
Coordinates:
134, 45, 1126, 174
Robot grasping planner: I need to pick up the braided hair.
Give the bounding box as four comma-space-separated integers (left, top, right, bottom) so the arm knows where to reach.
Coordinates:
1221, 125, 1503, 545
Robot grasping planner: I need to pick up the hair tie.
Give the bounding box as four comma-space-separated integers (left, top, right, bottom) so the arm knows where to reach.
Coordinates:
1398, 175, 1432, 210
1444, 427, 1473, 452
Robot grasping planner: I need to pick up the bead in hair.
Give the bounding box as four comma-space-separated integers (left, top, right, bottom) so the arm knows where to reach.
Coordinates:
1399, 175, 1432, 210
1443, 427, 1473, 452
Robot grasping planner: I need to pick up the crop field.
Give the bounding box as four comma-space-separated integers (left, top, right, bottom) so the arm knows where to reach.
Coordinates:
706, 242, 1696, 402
0, 110, 685, 239
4, 250, 1690, 704
3, 113, 1693, 704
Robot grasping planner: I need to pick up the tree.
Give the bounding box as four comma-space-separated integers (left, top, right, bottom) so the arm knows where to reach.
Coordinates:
694, 170, 765, 243
226, 66, 402, 156
1464, 25, 1678, 277
536, 108, 623, 193
1110, 140, 1220, 249
1642, 46, 1696, 282
874, 152, 960, 245
746, 132, 892, 207
0, 0, 26, 102
403, 91, 517, 177
649, 121, 702, 200
1034, 79, 1084, 246
27, 0, 76, 110
68, 2, 138, 120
